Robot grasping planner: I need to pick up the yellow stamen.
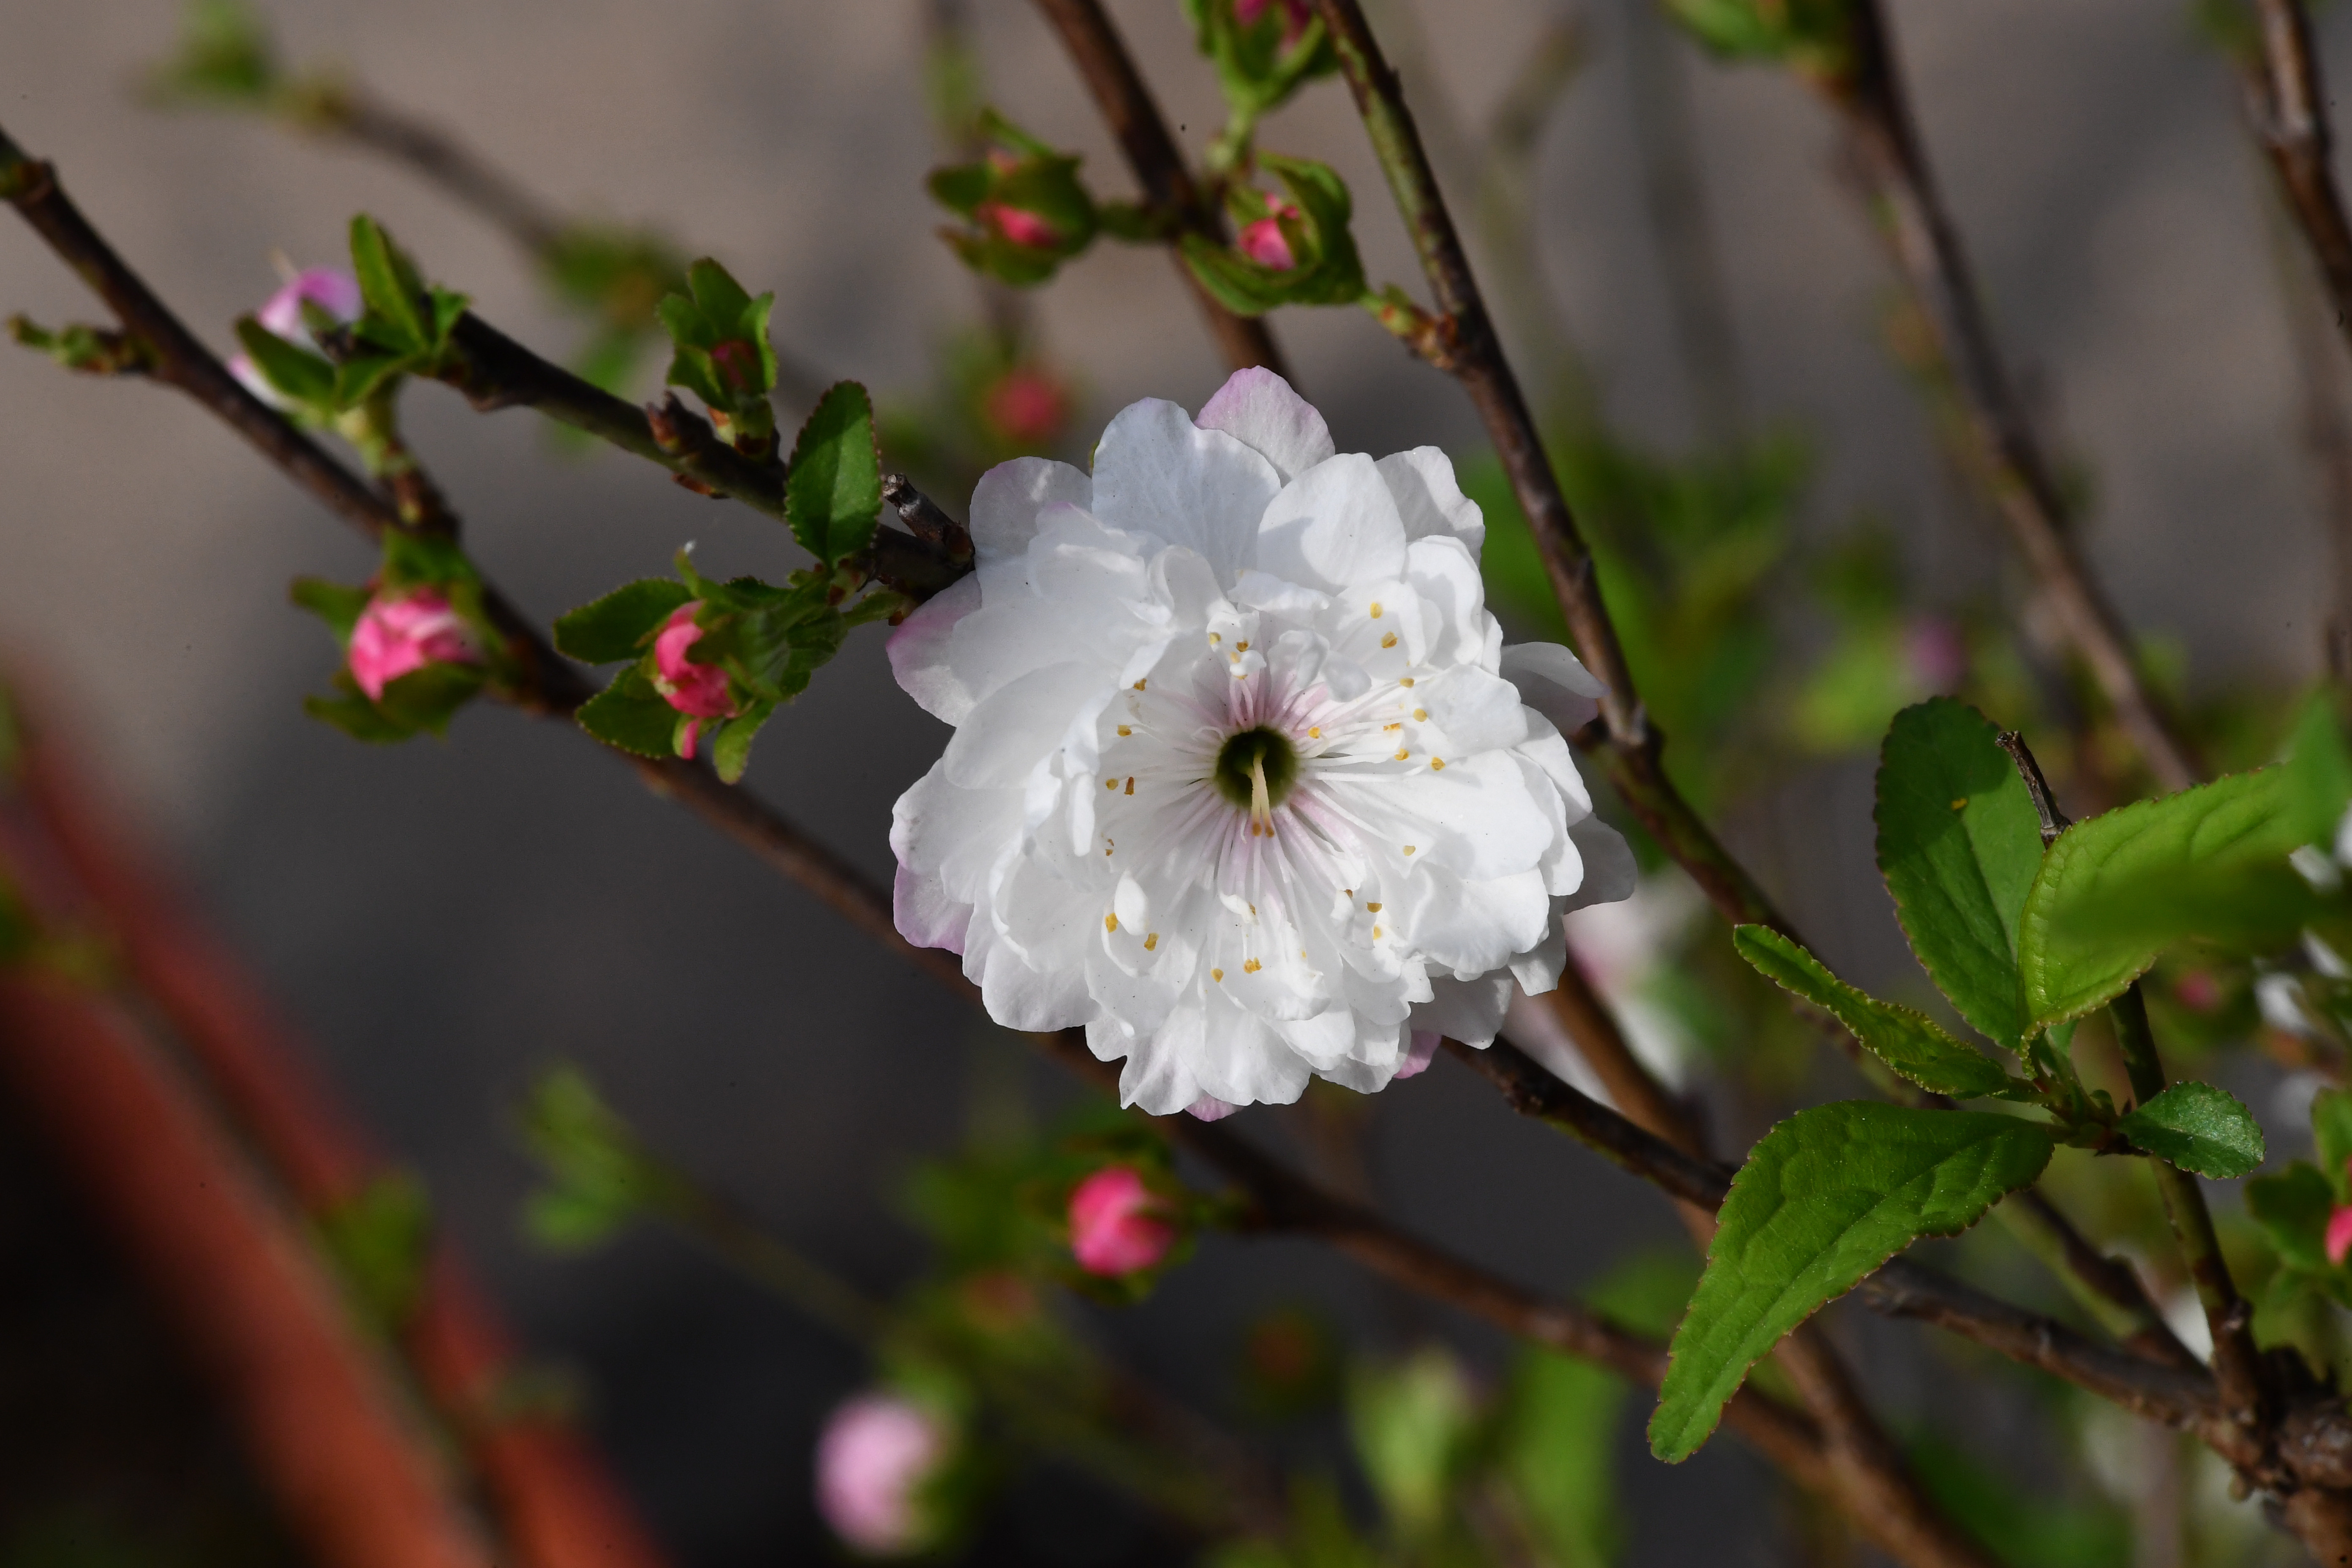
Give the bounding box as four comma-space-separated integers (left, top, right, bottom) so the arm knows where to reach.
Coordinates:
1373, 926, 1383, 939
1413, 709, 1427, 721
1211, 968, 1224, 982
1209, 632, 1222, 644
1248, 748, 1274, 838
1431, 758, 1445, 770
1309, 726, 1321, 738
1400, 677, 1415, 688
1124, 777, 1135, 795
1105, 914, 1119, 932
1237, 640, 1250, 652
1370, 602, 1383, 618
1243, 958, 1262, 974
1404, 845, 1416, 855
1118, 725, 1132, 736
1366, 902, 1381, 912
1394, 749, 1409, 761
1380, 632, 1398, 649
1144, 933, 1158, 951
1134, 679, 1147, 691
1105, 778, 1118, 790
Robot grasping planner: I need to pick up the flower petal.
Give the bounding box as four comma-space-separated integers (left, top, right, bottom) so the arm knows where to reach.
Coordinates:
1377, 447, 1484, 555
1255, 453, 1409, 593
1197, 367, 1335, 482
1090, 398, 1281, 583
886, 573, 982, 724
942, 662, 1106, 789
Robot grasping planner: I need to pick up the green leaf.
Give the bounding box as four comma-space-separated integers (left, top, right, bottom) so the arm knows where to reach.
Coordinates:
2249, 1162, 2337, 1273
2117, 1082, 2265, 1179
1731, 926, 2023, 1100
577, 669, 684, 759
333, 348, 414, 408
1347, 1349, 1477, 1539
553, 579, 693, 664
371, 660, 485, 738
1649, 1102, 2053, 1462
348, 214, 428, 352
686, 257, 754, 335
312, 1171, 432, 1334
234, 316, 335, 406
289, 576, 373, 640
303, 690, 413, 744
709, 705, 772, 785
2020, 766, 2308, 1030
1874, 698, 2047, 1049
786, 382, 882, 566
2315, 1088, 2352, 1200
519, 1066, 661, 1253
2285, 691, 2352, 845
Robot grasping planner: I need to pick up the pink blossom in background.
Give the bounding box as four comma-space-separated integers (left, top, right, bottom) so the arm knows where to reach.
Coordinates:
1067, 1165, 1176, 1276
256, 267, 363, 341
1236, 201, 1299, 270
815, 1393, 948, 1556
347, 590, 477, 702
1235, 0, 1313, 42
2328, 1204, 2352, 1269
1903, 614, 1968, 693
982, 365, 1071, 447
980, 201, 1059, 249
651, 603, 736, 754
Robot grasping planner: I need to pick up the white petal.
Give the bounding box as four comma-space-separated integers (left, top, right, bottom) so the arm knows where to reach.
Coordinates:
1090, 398, 1281, 583
1412, 970, 1514, 1047
1377, 447, 1485, 555
1255, 453, 1409, 593
1197, 368, 1335, 482
971, 457, 1092, 597
885, 574, 981, 724
1509, 907, 1570, 994
1564, 816, 1638, 911
942, 662, 1106, 789
966, 914, 1096, 1031
892, 863, 972, 955
1500, 642, 1605, 735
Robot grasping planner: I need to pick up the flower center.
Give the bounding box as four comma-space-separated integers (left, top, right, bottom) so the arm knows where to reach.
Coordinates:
1212, 726, 1298, 833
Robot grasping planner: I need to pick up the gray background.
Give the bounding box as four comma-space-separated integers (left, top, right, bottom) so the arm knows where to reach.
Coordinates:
0, 0, 2336, 1561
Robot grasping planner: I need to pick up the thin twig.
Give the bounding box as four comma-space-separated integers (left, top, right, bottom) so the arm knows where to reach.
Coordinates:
1027, 0, 1292, 381
2246, 0, 2352, 363
1821, 3, 2200, 791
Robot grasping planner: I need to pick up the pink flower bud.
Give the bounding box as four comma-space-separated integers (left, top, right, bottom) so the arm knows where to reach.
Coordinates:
710, 339, 762, 395
257, 267, 363, 343
2327, 1203, 2352, 1269
652, 603, 737, 723
981, 365, 1071, 447
815, 1393, 950, 1556
1237, 201, 1300, 270
348, 589, 479, 702
1067, 1165, 1176, 1276
2172, 970, 2222, 1014
980, 201, 1060, 250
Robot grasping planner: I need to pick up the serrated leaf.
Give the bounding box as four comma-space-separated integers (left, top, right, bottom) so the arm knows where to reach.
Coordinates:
686, 257, 754, 332
234, 316, 335, 406
1731, 926, 2023, 1100
2118, 1082, 2265, 1179
2249, 1162, 2336, 1272
577, 670, 684, 759
786, 382, 882, 567
1649, 1103, 2052, 1462
348, 214, 427, 352
2020, 767, 2306, 1030
554, 579, 693, 664
1874, 699, 2046, 1049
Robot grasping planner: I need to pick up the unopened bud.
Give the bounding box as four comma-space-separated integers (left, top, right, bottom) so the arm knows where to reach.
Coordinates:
1236, 199, 1301, 270
2328, 1202, 2352, 1268
651, 603, 737, 758
1067, 1165, 1176, 1276
257, 267, 362, 342
348, 588, 478, 702
981, 365, 1070, 448
980, 200, 1060, 250
815, 1393, 951, 1556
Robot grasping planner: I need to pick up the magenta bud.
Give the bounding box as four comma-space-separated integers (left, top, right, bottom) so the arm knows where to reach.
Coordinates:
815, 1393, 950, 1555
1235, 0, 1313, 43
257, 267, 363, 342
651, 603, 738, 722
980, 200, 1060, 250
2328, 1203, 2352, 1269
1237, 200, 1300, 271
1067, 1165, 1176, 1276
710, 338, 761, 395
348, 588, 479, 702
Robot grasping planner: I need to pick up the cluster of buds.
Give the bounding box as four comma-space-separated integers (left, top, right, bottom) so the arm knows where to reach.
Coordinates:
1183, 155, 1366, 316
928, 111, 1100, 286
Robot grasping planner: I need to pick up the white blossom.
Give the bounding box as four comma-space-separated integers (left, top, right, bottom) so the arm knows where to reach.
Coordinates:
887, 370, 1634, 1113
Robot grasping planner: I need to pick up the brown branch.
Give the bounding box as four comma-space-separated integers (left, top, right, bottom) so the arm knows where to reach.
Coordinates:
0, 971, 495, 1568
1027, 0, 1292, 381
2246, 0, 2352, 364
1819, 3, 2200, 791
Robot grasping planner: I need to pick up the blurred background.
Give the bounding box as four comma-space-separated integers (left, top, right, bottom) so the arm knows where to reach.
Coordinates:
0, 0, 2343, 1563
